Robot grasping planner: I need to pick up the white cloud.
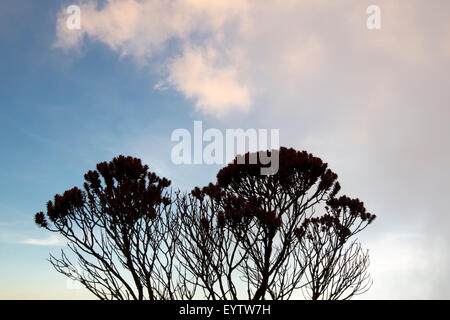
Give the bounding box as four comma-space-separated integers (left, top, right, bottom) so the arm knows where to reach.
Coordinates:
167, 46, 251, 116
55, 0, 250, 114
54, 0, 438, 116
24, 235, 64, 246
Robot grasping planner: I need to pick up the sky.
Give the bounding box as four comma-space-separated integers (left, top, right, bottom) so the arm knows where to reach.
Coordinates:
0, 0, 449, 299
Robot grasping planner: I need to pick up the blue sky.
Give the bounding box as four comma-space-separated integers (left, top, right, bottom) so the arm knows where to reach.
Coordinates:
0, 0, 202, 298
1, 0, 450, 299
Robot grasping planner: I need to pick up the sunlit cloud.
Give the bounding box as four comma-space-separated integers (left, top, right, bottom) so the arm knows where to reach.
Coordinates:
165, 46, 251, 116
54, 0, 250, 115
54, 0, 440, 118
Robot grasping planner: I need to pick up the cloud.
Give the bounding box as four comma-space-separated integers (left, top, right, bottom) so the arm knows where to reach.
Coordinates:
54, 0, 446, 117
23, 235, 64, 246
166, 46, 251, 116
54, 0, 250, 114
364, 231, 450, 299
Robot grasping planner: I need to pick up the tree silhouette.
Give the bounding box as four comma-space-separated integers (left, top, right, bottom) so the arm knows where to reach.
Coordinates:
34, 148, 375, 300
176, 147, 375, 300
35, 155, 194, 299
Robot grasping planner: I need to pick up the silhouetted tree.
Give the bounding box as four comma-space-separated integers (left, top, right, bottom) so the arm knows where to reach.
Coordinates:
34, 156, 195, 300
35, 148, 375, 300
176, 147, 375, 300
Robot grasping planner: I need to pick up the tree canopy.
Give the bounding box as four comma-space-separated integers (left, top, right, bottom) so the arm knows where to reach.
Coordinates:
35, 147, 375, 300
